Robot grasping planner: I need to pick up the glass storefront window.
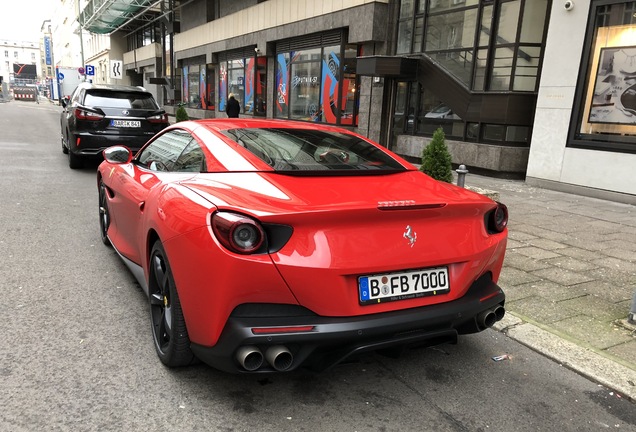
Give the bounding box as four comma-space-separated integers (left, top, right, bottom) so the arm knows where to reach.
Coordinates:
275, 53, 290, 118
276, 41, 359, 126
219, 62, 227, 112
341, 45, 359, 125
290, 50, 321, 121
228, 59, 245, 113
187, 65, 201, 108
573, 1, 636, 152
255, 57, 267, 116
206, 64, 215, 110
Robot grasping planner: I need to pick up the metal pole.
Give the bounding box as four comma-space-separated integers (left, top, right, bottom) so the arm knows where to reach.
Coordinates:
629, 290, 636, 324
456, 164, 469, 188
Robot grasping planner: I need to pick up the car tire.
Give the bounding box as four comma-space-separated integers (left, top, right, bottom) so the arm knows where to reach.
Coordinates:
149, 241, 196, 367
98, 181, 111, 246
61, 134, 68, 154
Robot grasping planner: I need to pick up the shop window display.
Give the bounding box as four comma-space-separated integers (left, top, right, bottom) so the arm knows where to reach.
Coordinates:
574, 1, 636, 152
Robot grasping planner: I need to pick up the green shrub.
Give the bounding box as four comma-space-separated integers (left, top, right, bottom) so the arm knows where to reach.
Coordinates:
175, 103, 189, 122
420, 127, 453, 183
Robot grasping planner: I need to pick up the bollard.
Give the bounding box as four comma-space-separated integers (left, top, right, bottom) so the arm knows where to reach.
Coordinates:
629, 289, 636, 325
456, 164, 469, 188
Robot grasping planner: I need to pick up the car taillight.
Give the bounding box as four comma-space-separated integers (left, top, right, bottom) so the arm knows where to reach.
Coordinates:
74, 108, 104, 121
147, 113, 169, 124
486, 202, 508, 234
212, 212, 265, 254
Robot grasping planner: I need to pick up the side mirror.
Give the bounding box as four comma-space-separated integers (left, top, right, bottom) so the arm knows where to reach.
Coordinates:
103, 146, 132, 164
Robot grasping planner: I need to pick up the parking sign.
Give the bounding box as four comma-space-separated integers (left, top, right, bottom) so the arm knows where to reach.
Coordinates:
85, 65, 95, 76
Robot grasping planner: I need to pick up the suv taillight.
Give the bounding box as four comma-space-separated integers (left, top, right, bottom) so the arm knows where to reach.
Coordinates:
148, 113, 169, 124
74, 108, 104, 121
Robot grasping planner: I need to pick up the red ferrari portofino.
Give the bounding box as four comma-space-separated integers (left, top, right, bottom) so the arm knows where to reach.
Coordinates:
97, 119, 508, 373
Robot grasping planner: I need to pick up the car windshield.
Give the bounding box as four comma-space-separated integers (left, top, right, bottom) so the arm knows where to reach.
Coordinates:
84, 91, 158, 109
220, 128, 406, 174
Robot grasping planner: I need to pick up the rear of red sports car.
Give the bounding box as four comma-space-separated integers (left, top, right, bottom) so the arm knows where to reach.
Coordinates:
134, 121, 509, 373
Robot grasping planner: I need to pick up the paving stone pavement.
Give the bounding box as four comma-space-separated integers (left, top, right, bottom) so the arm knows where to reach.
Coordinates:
463, 173, 636, 398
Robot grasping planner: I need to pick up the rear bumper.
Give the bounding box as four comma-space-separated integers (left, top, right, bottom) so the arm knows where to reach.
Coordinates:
71, 132, 156, 155
191, 273, 505, 373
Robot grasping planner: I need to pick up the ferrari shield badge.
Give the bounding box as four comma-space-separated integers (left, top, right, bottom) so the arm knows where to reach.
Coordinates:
403, 225, 417, 247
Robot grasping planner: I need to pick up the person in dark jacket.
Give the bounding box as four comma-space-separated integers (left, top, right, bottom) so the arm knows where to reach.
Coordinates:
226, 94, 240, 118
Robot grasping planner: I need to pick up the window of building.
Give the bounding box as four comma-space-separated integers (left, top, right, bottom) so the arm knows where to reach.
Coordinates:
4, 50, 7, 58
396, 0, 548, 91
228, 59, 245, 113
571, 0, 636, 153
218, 54, 267, 116
14, 51, 18, 59
181, 64, 210, 109
275, 40, 359, 126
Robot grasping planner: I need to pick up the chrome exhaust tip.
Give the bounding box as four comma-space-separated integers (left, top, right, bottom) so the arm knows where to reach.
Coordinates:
265, 345, 293, 371
236, 346, 263, 371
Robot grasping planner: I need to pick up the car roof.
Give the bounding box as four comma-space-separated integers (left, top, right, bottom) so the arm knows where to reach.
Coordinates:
76, 82, 150, 94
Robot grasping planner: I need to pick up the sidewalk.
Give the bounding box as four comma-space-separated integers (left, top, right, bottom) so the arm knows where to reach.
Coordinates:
463, 173, 636, 400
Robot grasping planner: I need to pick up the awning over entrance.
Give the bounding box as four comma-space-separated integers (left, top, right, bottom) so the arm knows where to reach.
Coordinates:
79, 0, 162, 34
356, 56, 418, 79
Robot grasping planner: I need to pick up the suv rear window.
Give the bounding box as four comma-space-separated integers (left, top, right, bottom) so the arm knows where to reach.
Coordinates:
221, 128, 406, 173
83, 90, 158, 109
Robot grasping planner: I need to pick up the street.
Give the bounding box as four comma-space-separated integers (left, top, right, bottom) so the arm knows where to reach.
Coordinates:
1, 100, 634, 431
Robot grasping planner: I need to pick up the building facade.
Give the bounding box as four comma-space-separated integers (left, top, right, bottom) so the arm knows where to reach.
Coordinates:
527, 0, 636, 202
75, 0, 636, 203
0, 39, 42, 85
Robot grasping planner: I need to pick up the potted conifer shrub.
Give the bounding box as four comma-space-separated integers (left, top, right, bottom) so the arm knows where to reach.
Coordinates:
420, 127, 453, 183
175, 102, 189, 122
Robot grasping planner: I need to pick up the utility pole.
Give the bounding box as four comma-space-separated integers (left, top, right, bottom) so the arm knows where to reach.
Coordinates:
76, 0, 85, 76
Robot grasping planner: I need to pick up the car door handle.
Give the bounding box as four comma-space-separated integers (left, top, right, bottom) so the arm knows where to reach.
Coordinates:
138, 201, 145, 212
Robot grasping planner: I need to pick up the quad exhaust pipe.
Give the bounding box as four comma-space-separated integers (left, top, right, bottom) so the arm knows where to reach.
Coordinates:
236, 345, 294, 371
477, 306, 506, 329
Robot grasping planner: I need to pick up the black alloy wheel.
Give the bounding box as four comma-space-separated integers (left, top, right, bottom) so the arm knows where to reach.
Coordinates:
98, 181, 111, 246
149, 241, 195, 367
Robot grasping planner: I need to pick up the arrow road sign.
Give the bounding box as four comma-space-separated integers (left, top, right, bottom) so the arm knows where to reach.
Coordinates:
110, 60, 123, 79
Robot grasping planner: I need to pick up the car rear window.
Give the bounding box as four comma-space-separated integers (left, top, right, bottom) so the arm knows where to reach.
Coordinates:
83, 90, 158, 109
220, 128, 406, 173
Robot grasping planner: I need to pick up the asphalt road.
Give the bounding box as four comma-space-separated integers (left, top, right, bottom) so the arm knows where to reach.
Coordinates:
1, 100, 634, 432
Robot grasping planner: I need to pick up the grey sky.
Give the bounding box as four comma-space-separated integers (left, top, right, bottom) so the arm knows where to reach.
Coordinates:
0, 0, 55, 42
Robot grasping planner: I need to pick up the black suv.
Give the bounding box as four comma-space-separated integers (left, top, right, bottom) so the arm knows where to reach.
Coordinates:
60, 83, 169, 168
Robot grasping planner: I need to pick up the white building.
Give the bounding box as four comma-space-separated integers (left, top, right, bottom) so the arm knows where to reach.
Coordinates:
0, 40, 41, 84
528, 0, 636, 204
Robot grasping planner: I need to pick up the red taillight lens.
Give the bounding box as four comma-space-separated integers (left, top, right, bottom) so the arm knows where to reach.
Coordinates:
74, 108, 104, 121
488, 202, 508, 233
147, 113, 169, 124
212, 212, 265, 254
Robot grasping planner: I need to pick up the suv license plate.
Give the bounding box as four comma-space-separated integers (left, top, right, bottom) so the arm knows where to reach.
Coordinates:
358, 267, 450, 305
111, 120, 141, 128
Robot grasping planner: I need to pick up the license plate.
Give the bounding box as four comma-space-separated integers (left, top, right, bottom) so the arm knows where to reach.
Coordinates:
358, 267, 450, 305
110, 120, 140, 128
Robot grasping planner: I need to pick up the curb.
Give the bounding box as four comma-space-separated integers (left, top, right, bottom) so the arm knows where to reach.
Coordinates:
494, 314, 636, 401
